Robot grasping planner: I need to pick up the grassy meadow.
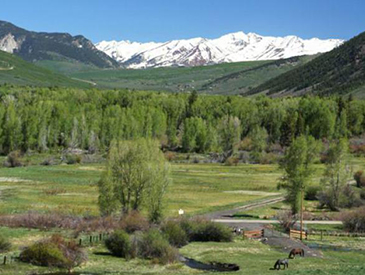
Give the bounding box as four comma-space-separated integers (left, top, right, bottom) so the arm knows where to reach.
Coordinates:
0, 160, 283, 217
1, 156, 365, 274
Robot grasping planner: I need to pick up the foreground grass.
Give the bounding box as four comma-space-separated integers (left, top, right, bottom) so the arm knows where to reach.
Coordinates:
2, 231, 365, 275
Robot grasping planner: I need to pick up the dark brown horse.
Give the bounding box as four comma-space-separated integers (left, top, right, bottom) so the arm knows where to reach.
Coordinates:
274, 259, 289, 270
289, 248, 304, 259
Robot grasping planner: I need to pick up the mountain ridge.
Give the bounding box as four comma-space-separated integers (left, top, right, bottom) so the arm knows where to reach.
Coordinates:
96, 31, 344, 68
0, 20, 119, 68
247, 30, 365, 97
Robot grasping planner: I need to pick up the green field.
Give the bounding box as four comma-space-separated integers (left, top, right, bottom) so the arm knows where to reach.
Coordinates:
36, 55, 314, 94
0, 162, 284, 217
1, 157, 365, 274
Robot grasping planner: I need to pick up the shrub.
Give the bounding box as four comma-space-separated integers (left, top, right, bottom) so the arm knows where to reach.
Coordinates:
119, 211, 149, 233
139, 229, 177, 264
105, 230, 132, 258
161, 220, 187, 247
342, 207, 365, 232
179, 218, 232, 242
354, 171, 365, 188
277, 210, 297, 232
225, 156, 239, 166
4, 151, 23, 167
360, 190, 365, 200
305, 186, 320, 201
0, 236, 11, 253
41, 157, 58, 166
259, 152, 279, 164
164, 151, 176, 162
65, 154, 82, 165
20, 235, 86, 270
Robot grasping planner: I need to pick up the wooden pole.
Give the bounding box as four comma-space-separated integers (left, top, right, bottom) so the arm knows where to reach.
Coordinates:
300, 189, 304, 241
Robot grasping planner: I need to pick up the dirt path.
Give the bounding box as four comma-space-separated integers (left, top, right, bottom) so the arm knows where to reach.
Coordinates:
0, 66, 14, 71
200, 196, 328, 258
201, 196, 285, 220
71, 77, 97, 86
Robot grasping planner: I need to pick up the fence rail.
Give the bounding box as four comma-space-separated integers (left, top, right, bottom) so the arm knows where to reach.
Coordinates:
289, 229, 307, 240
242, 229, 264, 239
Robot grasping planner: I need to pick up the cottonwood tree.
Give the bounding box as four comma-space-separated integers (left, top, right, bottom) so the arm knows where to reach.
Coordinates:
98, 139, 171, 222
249, 126, 268, 163
319, 138, 351, 210
278, 135, 320, 213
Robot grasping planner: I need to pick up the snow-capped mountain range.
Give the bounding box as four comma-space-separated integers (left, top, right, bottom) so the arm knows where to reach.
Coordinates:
96, 32, 344, 69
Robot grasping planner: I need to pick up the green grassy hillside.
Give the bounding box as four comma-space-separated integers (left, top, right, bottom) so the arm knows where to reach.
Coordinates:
48, 55, 312, 94
0, 50, 91, 88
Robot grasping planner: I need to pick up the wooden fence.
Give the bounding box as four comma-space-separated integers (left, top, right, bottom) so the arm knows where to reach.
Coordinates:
308, 230, 365, 241
289, 229, 307, 240
242, 229, 264, 239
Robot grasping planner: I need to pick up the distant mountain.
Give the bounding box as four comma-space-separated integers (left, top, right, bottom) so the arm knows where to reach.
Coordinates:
0, 20, 118, 68
96, 32, 343, 68
247, 31, 365, 97
0, 49, 91, 88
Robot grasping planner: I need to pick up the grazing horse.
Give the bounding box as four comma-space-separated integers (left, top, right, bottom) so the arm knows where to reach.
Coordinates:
232, 227, 242, 235
274, 259, 289, 270
289, 248, 305, 259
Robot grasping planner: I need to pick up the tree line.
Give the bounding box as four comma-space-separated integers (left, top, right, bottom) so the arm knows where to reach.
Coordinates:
0, 86, 364, 155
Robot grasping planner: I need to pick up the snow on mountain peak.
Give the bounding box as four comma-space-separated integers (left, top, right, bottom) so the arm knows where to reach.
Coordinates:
96, 32, 344, 69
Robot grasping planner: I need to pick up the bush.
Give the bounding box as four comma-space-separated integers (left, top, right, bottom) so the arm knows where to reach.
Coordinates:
225, 156, 239, 166
342, 207, 365, 232
65, 154, 82, 165
4, 151, 23, 167
0, 236, 11, 253
164, 151, 176, 162
119, 211, 149, 233
277, 210, 297, 232
105, 230, 132, 258
354, 171, 365, 188
305, 186, 320, 201
360, 190, 365, 200
20, 235, 86, 270
139, 229, 177, 264
161, 220, 187, 247
179, 218, 232, 242
259, 152, 279, 164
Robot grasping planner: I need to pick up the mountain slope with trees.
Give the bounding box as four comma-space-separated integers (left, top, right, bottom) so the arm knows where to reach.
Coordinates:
248, 31, 365, 97
0, 49, 91, 87
0, 20, 118, 68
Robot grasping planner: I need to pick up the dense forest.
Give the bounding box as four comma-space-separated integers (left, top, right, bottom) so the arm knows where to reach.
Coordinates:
249, 31, 365, 96
0, 86, 364, 157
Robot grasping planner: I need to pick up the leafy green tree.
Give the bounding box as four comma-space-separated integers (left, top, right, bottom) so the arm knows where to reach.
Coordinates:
218, 116, 241, 153
98, 139, 171, 221
249, 126, 268, 163
320, 139, 351, 211
278, 135, 320, 213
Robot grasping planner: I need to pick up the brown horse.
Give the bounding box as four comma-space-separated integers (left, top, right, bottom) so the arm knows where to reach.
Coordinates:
289, 248, 304, 259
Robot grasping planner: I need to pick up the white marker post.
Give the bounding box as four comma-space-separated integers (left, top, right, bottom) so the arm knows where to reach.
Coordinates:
178, 209, 184, 216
